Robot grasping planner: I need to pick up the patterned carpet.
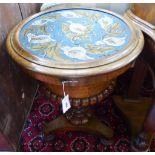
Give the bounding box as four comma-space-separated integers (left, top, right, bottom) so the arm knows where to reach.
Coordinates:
20, 69, 155, 152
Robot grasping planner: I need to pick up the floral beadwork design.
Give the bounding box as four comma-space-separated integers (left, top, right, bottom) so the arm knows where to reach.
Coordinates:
19, 8, 131, 62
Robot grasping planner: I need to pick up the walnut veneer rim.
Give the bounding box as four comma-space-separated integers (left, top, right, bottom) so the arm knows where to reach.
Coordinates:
124, 10, 155, 42
8, 7, 139, 69
6, 25, 144, 78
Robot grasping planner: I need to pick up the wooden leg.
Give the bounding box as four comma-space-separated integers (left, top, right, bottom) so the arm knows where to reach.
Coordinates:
127, 60, 155, 151
44, 106, 113, 139
114, 95, 155, 151
126, 57, 148, 101
113, 96, 152, 151
131, 97, 155, 151
44, 113, 113, 139
44, 82, 116, 140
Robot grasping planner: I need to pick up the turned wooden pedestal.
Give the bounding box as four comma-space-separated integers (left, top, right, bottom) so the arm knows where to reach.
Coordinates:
44, 80, 116, 139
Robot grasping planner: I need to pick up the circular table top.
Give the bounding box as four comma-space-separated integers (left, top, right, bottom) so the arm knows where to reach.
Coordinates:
7, 8, 144, 76
19, 8, 131, 62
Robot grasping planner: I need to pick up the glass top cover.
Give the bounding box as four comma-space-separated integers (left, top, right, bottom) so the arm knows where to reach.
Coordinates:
19, 8, 132, 63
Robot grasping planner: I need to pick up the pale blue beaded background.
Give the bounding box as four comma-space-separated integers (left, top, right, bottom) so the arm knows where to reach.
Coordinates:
19, 8, 132, 62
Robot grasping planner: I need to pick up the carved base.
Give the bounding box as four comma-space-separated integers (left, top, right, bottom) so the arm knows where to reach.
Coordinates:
44, 114, 113, 139
43, 81, 115, 139
65, 107, 92, 125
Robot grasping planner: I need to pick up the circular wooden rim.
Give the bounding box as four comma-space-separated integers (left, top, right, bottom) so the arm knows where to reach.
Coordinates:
6, 23, 144, 77
10, 7, 138, 69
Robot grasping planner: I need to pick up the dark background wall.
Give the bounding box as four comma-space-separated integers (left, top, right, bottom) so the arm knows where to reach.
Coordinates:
0, 3, 41, 151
